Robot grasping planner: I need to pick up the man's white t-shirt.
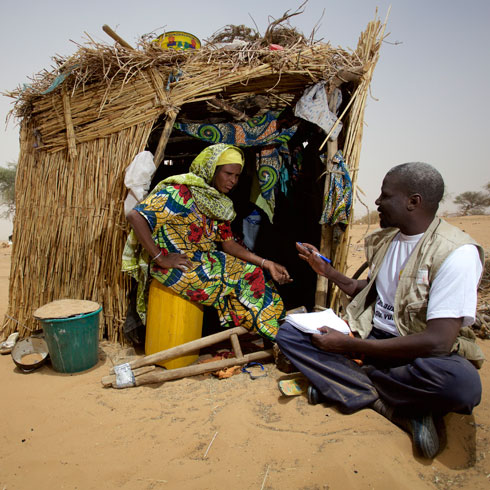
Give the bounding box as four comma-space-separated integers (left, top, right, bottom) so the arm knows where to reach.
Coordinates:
373, 232, 482, 336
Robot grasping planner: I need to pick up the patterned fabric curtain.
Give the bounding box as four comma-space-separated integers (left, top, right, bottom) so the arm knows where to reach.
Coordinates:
175, 111, 297, 222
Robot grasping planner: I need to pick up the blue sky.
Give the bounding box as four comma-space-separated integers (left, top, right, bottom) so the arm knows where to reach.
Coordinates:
1, 0, 489, 239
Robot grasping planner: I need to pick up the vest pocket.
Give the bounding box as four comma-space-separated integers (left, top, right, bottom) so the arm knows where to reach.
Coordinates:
403, 300, 428, 332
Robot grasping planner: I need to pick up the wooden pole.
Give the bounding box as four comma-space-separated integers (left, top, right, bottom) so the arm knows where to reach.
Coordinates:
313, 140, 337, 311
208, 97, 248, 121
62, 86, 78, 162
153, 109, 179, 167
318, 84, 362, 152
117, 350, 272, 388
148, 68, 171, 108
102, 25, 134, 50
314, 86, 342, 310
230, 333, 243, 358
108, 326, 248, 375
102, 24, 175, 115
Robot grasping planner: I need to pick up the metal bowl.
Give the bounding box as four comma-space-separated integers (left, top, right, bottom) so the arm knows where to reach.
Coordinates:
11, 337, 49, 372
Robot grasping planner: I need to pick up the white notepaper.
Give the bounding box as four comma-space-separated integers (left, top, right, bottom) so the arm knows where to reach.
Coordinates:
285, 309, 351, 335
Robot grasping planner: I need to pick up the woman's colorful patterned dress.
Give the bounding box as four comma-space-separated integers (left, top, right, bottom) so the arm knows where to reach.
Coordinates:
133, 184, 285, 340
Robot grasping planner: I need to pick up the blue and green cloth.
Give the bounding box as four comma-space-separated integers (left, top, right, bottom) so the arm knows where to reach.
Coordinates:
320, 151, 352, 226
175, 111, 297, 222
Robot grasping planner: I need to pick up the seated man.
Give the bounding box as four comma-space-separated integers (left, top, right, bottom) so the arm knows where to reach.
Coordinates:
276, 162, 484, 459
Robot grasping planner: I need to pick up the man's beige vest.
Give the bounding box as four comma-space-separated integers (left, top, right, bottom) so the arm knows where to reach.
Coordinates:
345, 217, 485, 368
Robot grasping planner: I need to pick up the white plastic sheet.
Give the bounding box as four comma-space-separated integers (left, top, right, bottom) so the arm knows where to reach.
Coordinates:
124, 151, 156, 216
294, 81, 342, 141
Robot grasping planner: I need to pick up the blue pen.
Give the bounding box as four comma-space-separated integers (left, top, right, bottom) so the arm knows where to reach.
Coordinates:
297, 242, 332, 264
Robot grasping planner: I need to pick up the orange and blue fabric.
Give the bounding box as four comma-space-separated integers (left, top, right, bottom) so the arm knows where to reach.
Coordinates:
174, 111, 297, 222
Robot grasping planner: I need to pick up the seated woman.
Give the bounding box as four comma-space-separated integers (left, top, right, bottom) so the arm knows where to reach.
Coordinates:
123, 143, 292, 341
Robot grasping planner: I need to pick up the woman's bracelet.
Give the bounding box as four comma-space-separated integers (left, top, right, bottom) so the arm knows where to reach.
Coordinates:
152, 250, 163, 261
260, 258, 266, 268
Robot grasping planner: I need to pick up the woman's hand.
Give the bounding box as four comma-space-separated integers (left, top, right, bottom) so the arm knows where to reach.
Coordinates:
296, 242, 333, 277
221, 239, 293, 284
264, 260, 293, 285
154, 253, 193, 272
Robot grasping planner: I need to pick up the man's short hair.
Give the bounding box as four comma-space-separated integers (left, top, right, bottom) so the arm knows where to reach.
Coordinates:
387, 162, 445, 211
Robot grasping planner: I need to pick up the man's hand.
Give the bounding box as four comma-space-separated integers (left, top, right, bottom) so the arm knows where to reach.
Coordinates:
296, 242, 367, 297
311, 318, 463, 362
311, 326, 351, 353
296, 242, 333, 277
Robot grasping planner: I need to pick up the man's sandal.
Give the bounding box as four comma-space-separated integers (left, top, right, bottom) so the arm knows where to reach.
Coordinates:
278, 377, 308, 396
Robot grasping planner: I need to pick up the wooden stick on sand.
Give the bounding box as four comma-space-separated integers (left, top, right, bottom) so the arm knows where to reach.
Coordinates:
101, 326, 275, 388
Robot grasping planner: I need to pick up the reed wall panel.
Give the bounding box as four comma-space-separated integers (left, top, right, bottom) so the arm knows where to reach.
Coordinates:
4, 121, 155, 341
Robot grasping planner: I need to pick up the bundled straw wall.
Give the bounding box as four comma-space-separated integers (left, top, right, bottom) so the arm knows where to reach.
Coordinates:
7, 118, 155, 340
2, 13, 386, 341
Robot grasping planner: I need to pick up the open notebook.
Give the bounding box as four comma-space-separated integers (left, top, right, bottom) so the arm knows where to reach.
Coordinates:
285, 309, 351, 335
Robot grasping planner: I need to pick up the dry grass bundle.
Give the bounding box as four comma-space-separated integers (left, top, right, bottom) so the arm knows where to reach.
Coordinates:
260, 0, 309, 47
207, 1, 308, 47
207, 25, 261, 44
263, 26, 306, 47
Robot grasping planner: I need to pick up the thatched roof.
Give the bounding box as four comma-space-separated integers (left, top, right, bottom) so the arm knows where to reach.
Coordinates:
10, 32, 364, 110
5, 16, 379, 154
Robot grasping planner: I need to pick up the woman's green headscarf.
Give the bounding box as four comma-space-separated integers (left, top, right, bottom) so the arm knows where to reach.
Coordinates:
158, 143, 244, 221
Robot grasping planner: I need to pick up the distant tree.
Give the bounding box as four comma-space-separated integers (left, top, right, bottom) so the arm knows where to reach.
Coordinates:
0, 162, 17, 218
354, 210, 379, 225
453, 190, 490, 216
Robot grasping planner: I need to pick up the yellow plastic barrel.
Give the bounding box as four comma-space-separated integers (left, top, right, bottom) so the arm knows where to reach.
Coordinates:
145, 280, 203, 369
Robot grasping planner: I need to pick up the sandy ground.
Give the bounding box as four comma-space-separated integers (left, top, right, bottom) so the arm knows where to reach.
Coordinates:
1, 216, 490, 490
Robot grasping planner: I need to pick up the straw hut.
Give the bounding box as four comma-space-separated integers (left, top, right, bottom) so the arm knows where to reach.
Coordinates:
2, 9, 386, 343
